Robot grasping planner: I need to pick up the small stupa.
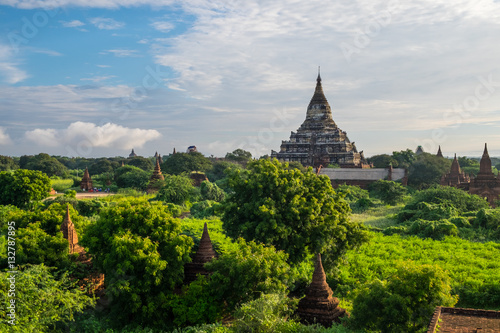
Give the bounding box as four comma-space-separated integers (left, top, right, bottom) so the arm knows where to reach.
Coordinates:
60, 205, 83, 254
297, 253, 348, 327
184, 222, 217, 283
80, 167, 93, 191
436, 146, 444, 158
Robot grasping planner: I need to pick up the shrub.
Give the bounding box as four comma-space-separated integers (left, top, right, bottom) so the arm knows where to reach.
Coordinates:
368, 180, 407, 205
408, 219, 458, 240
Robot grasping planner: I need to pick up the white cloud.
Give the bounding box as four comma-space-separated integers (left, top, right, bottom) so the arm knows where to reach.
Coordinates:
89, 17, 125, 30
80, 75, 116, 82
102, 49, 140, 57
60, 20, 85, 28
0, 43, 28, 84
96, 64, 111, 68
25, 122, 162, 149
151, 21, 175, 33
0, 128, 12, 145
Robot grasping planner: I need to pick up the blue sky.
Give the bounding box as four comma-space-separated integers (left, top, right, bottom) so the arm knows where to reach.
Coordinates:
1, 0, 500, 158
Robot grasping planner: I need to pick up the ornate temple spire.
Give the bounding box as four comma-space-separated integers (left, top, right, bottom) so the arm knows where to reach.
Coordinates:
150, 157, 165, 181
80, 167, 93, 191
479, 143, 493, 175
437, 146, 443, 158
61, 205, 79, 254
297, 253, 348, 326
450, 154, 461, 175
184, 222, 217, 283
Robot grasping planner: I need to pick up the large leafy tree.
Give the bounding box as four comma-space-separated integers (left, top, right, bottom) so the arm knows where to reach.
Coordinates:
0, 155, 18, 171
351, 263, 457, 333
156, 174, 198, 204
114, 165, 150, 190
0, 265, 94, 332
80, 198, 193, 327
222, 159, 369, 267
408, 153, 451, 189
0, 169, 51, 208
225, 148, 252, 164
163, 152, 212, 175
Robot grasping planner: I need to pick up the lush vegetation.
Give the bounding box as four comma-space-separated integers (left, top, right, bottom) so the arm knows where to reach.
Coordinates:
1, 150, 500, 333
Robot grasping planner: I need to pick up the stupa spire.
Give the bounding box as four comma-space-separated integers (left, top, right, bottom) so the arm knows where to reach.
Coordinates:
184, 222, 217, 283
437, 145, 443, 158
297, 253, 348, 326
479, 143, 493, 175
61, 204, 79, 254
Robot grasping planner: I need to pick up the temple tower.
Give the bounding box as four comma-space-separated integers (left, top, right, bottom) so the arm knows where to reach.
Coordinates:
60, 205, 82, 254
297, 253, 348, 326
129, 149, 137, 158
80, 167, 93, 191
271, 72, 369, 168
147, 157, 165, 193
436, 146, 444, 158
184, 222, 217, 283
469, 143, 500, 206
440, 154, 470, 187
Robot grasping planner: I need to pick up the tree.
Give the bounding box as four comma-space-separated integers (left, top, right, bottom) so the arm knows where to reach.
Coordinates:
0, 155, 18, 171
114, 165, 150, 190
22, 153, 69, 177
0, 169, 51, 208
163, 152, 213, 175
89, 158, 114, 175
80, 198, 193, 327
0, 265, 94, 332
408, 153, 451, 189
225, 149, 252, 164
392, 149, 416, 169
127, 156, 154, 171
206, 160, 242, 182
351, 263, 457, 333
368, 180, 407, 205
368, 154, 398, 168
156, 174, 198, 205
200, 181, 225, 202
222, 159, 369, 267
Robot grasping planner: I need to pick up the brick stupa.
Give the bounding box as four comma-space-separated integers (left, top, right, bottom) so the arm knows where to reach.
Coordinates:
297, 253, 348, 327
184, 222, 217, 283
80, 167, 93, 191
469, 143, 500, 207
60, 205, 83, 254
440, 154, 470, 188
147, 157, 165, 193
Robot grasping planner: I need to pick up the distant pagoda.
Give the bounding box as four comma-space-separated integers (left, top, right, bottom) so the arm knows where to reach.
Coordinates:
271, 72, 369, 168
147, 157, 165, 193
297, 253, 348, 326
184, 222, 217, 284
469, 143, 500, 207
129, 149, 137, 158
440, 154, 470, 188
436, 145, 444, 158
80, 167, 93, 191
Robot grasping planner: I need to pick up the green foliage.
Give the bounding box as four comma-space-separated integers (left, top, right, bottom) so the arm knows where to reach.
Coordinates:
0, 155, 18, 171
89, 158, 116, 175
51, 178, 74, 192
0, 169, 51, 208
474, 208, 500, 229
0, 265, 94, 332
351, 263, 457, 333
231, 293, 298, 333
392, 149, 416, 169
205, 238, 294, 312
156, 174, 198, 205
190, 200, 223, 219
164, 152, 213, 175
127, 156, 154, 171
408, 153, 451, 189
22, 153, 69, 177
368, 180, 407, 205
180, 218, 233, 255
336, 185, 373, 213
408, 219, 459, 240
398, 186, 489, 222
222, 159, 369, 267
225, 149, 252, 164
335, 232, 500, 309
80, 198, 193, 327
206, 161, 242, 183
200, 181, 226, 202
368, 154, 397, 168
115, 165, 150, 190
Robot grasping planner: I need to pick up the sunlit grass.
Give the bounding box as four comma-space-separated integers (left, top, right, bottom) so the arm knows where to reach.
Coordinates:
350, 203, 403, 229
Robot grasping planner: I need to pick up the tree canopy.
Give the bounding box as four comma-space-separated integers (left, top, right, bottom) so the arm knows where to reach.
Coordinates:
163, 152, 213, 175
222, 159, 369, 267
80, 198, 193, 326
408, 153, 452, 189
0, 169, 51, 208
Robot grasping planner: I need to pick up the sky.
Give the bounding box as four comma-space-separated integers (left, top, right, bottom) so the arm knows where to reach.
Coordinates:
1, 0, 500, 159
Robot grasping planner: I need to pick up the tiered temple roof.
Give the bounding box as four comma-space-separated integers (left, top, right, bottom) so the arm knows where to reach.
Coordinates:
184, 222, 217, 283
297, 253, 348, 327
147, 157, 165, 193
440, 154, 470, 187
80, 167, 93, 191
271, 73, 369, 168
469, 143, 500, 207
436, 145, 443, 158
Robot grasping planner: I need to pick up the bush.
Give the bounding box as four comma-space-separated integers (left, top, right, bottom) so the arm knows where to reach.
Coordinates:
408, 219, 458, 240
190, 200, 223, 218
200, 181, 226, 202
351, 263, 457, 333
474, 208, 500, 229
368, 180, 407, 205
156, 174, 198, 205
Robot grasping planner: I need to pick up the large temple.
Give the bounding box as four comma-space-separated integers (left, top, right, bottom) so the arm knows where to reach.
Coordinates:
271, 73, 369, 168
